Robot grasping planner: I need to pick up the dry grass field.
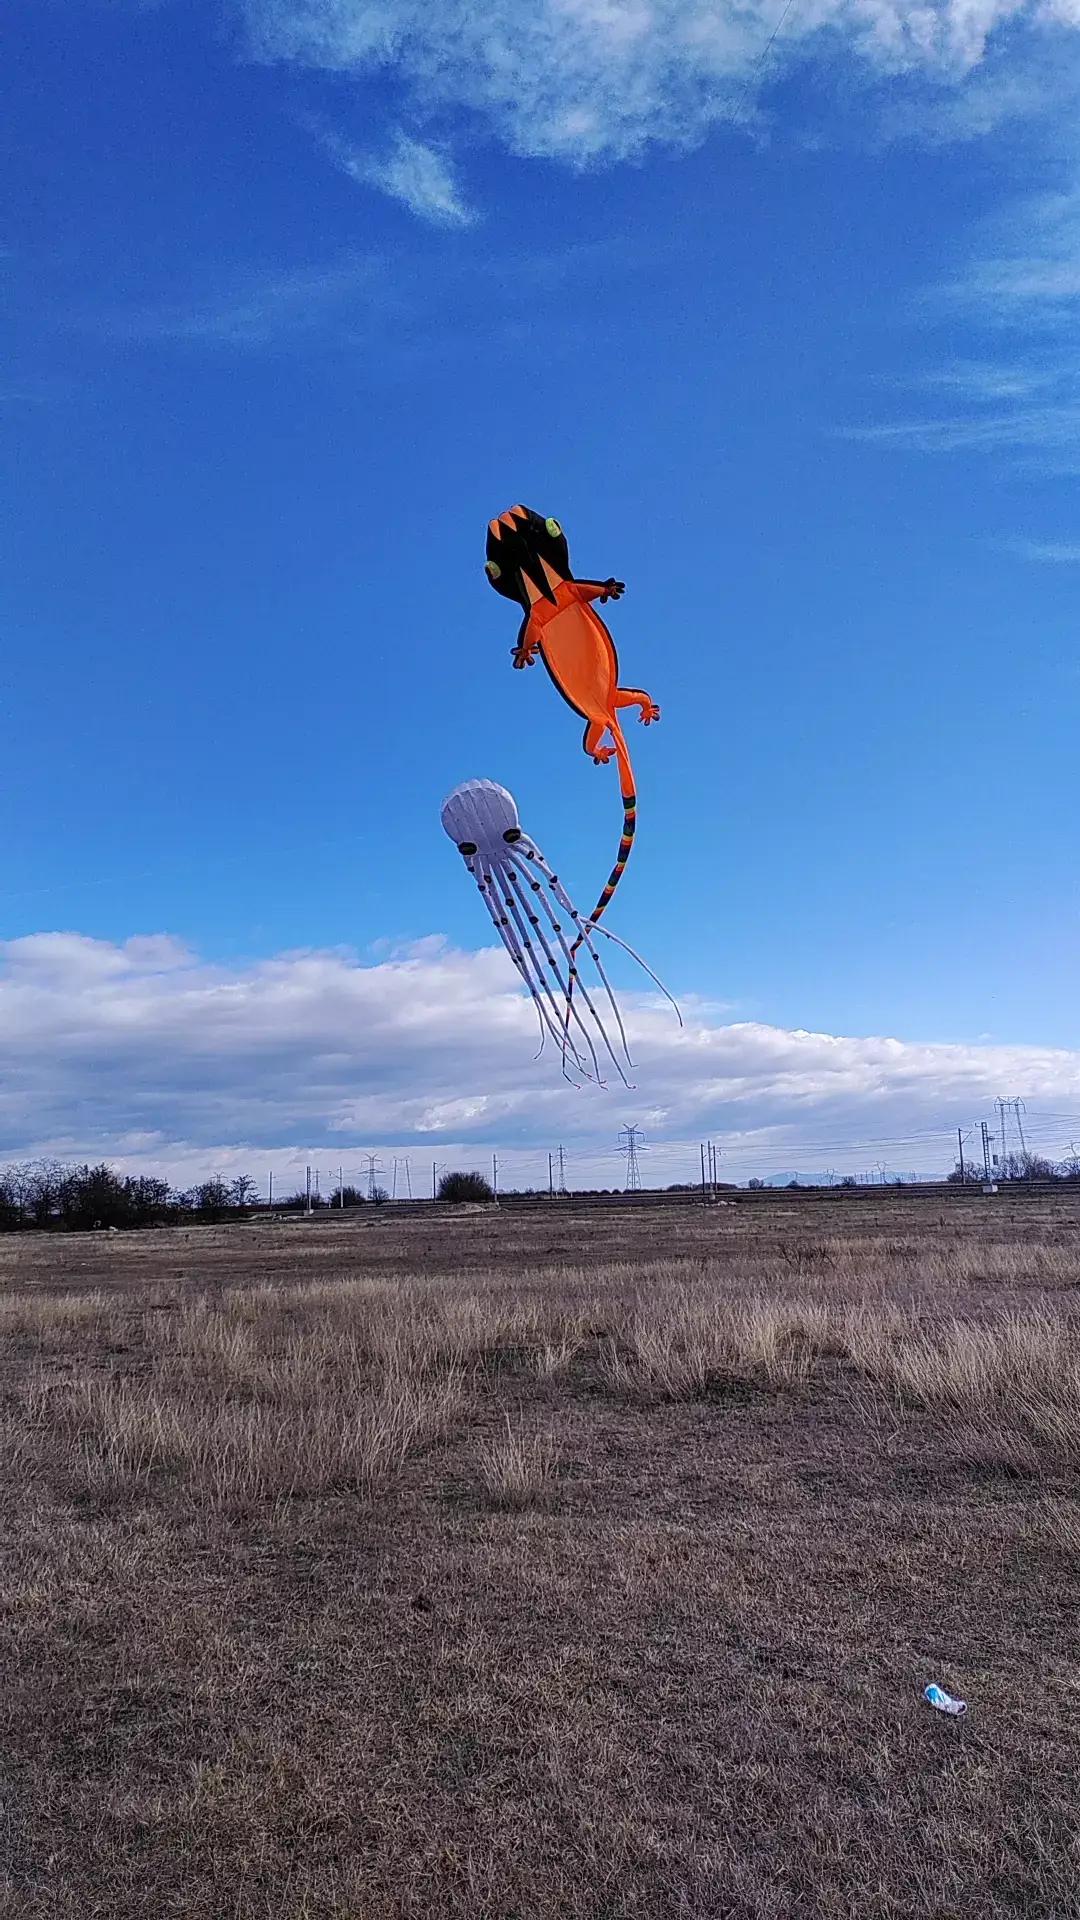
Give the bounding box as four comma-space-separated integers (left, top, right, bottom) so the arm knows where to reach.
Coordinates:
3, 1192, 1080, 1918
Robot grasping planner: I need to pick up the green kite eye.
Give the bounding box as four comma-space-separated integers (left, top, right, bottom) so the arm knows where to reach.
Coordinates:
485, 560, 501, 580
545, 517, 562, 538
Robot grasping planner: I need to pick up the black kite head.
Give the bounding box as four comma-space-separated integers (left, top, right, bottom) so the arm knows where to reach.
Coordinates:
484, 506, 573, 612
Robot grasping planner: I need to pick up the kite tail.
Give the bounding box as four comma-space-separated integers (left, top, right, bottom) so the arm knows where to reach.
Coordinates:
562, 729, 636, 1062
585, 730, 637, 934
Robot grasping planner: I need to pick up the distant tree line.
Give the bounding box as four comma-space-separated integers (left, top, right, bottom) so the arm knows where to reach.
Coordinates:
948, 1151, 1080, 1185
0, 1161, 382, 1232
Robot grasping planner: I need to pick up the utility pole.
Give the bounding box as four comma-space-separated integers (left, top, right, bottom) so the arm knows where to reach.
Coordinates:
558, 1145, 566, 1195
620, 1125, 644, 1193
268, 1169, 273, 1208
957, 1127, 965, 1184
700, 1142, 707, 1205
339, 1163, 344, 1209
492, 1152, 498, 1197
981, 1121, 992, 1182
1014, 1098, 1027, 1156
548, 1151, 554, 1198
404, 1158, 412, 1200
391, 1158, 398, 1201
996, 1097, 1010, 1178
432, 1161, 438, 1201
305, 1164, 312, 1216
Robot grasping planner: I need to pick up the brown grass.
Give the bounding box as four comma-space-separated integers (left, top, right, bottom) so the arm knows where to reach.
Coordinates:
477, 1411, 564, 1506
3, 1192, 1080, 1917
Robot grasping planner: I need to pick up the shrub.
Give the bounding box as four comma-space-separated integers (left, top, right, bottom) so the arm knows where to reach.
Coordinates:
438, 1171, 495, 1205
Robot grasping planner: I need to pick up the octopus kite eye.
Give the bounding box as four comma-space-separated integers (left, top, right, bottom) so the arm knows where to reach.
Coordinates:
503, 827, 522, 843
485, 560, 501, 580
458, 840, 478, 855
545, 518, 562, 539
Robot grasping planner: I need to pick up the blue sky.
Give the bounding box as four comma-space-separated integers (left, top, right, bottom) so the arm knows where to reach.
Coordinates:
3, 0, 1080, 1184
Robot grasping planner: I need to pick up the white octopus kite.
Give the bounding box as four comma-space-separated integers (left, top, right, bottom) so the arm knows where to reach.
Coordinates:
441, 778, 680, 1088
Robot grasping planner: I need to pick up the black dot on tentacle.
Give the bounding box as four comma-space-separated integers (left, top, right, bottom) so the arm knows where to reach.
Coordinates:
531, 882, 541, 892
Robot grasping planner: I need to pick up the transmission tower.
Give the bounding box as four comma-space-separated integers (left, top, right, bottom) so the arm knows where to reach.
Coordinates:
365, 1152, 382, 1201
995, 1096, 1028, 1176
619, 1124, 645, 1192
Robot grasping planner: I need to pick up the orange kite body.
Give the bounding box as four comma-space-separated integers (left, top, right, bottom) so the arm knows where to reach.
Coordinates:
485, 506, 659, 930
518, 577, 657, 769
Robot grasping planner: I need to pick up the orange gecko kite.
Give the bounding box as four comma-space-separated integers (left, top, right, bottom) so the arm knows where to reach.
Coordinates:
484, 505, 660, 935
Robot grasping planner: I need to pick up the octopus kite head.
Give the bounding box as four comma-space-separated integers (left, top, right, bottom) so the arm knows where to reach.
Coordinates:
485, 505, 571, 611
440, 778, 523, 859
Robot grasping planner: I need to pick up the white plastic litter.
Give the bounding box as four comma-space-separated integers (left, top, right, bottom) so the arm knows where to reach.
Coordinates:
924, 1683, 967, 1716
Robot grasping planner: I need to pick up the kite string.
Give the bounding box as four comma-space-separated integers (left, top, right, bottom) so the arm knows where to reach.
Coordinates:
471, 857, 588, 1081
730, 0, 799, 129
512, 842, 636, 1074
489, 858, 604, 1084
503, 854, 631, 1089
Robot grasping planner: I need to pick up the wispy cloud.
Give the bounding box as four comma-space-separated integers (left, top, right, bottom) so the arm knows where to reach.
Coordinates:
95, 252, 384, 345
841, 400, 1080, 460
310, 122, 475, 226
242, 0, 1080, 167
81, 230, 634, 355
845, 176, 1080, 467
3, 928, 1079, 1184
1012, 537, 1080, 561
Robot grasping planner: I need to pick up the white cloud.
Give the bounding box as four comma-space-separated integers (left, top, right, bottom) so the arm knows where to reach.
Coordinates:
312, 124, 474, 225
845, 179, 1080, 465
1011, 536, 1080, 559
3, 929, 1080, 1187
958, 183, 1080, 318
241, 0, 1080, 165
96, 254, 382, 345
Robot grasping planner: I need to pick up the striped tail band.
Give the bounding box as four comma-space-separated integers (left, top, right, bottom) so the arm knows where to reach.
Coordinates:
586, 792, 636, 929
